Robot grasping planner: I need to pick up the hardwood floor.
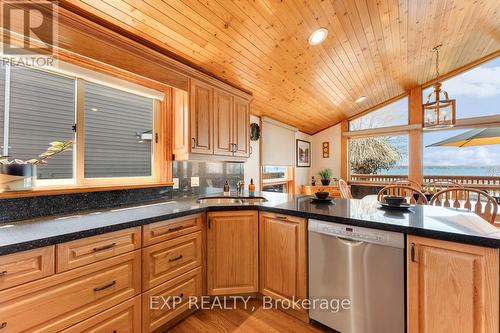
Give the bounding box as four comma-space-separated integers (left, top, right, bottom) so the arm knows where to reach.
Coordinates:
168, 299, 329, 333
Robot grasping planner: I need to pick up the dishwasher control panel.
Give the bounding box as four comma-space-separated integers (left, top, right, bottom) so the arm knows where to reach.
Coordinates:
308, 219, 404, 248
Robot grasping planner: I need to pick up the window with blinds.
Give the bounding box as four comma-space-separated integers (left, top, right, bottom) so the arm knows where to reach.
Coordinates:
84, 82, 153, 178
0, 64, 159, 186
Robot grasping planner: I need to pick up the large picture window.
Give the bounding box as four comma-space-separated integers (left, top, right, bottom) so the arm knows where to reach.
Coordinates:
349, 97, 408, 131
422, 57, 500, 120
0, 63, 161, 187
349, 134, 408, 182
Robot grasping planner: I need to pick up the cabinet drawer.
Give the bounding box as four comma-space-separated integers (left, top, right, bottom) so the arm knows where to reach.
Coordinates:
60, 296, 141, 333
143, 214, 202, 246
142, 267, 202, 333
56, 227, 141, 272
0, 246, 54, 291
0, 251, 141, 333
143, 231, 202, 290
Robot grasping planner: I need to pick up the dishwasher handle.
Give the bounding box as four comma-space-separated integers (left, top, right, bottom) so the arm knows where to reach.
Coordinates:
337, 236, 365, 246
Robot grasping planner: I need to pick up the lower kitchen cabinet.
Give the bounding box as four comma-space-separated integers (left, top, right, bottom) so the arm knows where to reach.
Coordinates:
259, 212, 307, 319
207, 211, 259, 295
408, 235, 499, 333
60, 296, 141, 333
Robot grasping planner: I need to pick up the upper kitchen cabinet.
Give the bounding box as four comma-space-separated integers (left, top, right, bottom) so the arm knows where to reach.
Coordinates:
190, 79, 214, 155
174, 79, 251, 161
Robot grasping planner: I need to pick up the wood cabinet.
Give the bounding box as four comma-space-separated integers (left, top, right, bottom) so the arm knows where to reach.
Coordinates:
60, 296, 141, 333
142, 231, 202, 290
56, 227, 141, 272
189, 79, 213, 155
0, 251, 141, 333
259, 212, 307, 318
0, 246, 54, 291
207, 211, 258, 295
232, 96, 250, 157
213, 89, 234, 156
407, 235, 499, 333
142, 214, 203, 246
301, 185, 342, 198
174, 79, 251, 161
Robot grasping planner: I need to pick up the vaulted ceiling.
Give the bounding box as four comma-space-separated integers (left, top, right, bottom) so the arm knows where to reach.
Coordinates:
61, 0, 500, 134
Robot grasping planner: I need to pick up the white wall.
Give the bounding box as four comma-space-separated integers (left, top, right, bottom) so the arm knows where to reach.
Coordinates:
295, 131, 312, 192
311, 123, 342, 180
244, 115, 261, 190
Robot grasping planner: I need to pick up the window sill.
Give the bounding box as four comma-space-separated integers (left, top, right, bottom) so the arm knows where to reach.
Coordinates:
0, 182, 174, 199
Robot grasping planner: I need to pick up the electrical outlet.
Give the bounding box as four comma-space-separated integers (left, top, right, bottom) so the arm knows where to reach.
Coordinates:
191, 176, 199, 187
173, 178, 179, 189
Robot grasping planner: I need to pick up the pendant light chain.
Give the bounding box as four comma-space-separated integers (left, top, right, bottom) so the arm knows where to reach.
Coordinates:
433, 44, 442, 78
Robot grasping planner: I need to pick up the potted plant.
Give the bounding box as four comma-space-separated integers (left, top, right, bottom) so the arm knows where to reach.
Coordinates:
0, 140, 73, 192
318, 168, 333, 186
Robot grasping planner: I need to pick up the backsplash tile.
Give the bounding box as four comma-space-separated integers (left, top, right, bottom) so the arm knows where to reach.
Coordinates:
0, 186, 172, 223
172, 161, 244, 197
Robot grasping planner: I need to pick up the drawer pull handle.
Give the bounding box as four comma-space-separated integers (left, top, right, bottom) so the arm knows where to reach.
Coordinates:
0, 322, 6, 329
275, 215, 288, 220
168, 226, 183, 232
0, 271, 7, 277
169, 254, 183, 262
94, 280, 116, 292
93, 243, 116, 252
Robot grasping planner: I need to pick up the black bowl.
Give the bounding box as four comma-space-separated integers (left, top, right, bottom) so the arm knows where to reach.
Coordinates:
384, 195, 404, 206
315, 191, 329, 200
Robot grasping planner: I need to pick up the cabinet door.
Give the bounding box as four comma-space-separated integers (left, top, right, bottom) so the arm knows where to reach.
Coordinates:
189, 79, 213, 154
207, 211, 258, 295
259, 212, 307, 305
232, 97, 250, 157
213, 89, 233, 156
408, 235, 499, 333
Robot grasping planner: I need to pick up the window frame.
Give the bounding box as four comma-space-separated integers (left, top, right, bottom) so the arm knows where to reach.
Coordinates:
0, 62, 165, 190
261, 166, 295, 193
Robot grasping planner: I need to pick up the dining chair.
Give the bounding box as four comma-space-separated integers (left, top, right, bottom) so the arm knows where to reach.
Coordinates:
430, 188, 498, 224
338, 179, 352, 199
377, 185, 428, 205
425, 180, 464, 193
388, 179, 422, 190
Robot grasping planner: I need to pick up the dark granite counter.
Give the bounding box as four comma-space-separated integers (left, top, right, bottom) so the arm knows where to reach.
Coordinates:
1, 191, 500, 255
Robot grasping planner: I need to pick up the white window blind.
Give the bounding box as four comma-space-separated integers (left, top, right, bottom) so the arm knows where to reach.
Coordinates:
262, 117, 297, 166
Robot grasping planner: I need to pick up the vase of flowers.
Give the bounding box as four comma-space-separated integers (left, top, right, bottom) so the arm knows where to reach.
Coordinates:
318, 168, 333, 186
0, 140, 73, 192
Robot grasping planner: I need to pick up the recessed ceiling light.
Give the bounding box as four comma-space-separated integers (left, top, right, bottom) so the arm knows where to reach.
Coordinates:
308, 28, 328, 45
355, 96, 367, 103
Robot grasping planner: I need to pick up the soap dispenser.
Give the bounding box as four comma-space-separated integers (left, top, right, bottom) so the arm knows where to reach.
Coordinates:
249, 178, 255, 196
223, 180, 230, 196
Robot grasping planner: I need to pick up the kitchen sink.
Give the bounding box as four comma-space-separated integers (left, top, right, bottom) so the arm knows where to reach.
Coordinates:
196, 196, 268, 204
242, 197, 268, 204
197, 197, 244, 204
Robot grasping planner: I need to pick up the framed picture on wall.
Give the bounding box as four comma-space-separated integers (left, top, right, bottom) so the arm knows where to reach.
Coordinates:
296, 139, 311, 167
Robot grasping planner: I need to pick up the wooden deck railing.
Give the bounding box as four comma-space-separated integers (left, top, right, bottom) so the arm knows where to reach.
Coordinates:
350, 174, 500, 191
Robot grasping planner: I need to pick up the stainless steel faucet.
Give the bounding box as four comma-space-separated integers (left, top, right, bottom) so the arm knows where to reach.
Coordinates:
236, 178, 245, 196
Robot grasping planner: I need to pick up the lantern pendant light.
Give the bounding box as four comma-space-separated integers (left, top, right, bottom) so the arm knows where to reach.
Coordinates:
422, 44, 456, 130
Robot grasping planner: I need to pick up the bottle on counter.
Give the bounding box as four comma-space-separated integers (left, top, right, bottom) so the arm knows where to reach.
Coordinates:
249, 178, 255, 196
223, 180, 230, 196
311, 176, 316, 186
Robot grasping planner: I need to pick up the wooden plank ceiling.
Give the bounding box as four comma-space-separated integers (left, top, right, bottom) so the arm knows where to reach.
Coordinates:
60, 0, 500, 134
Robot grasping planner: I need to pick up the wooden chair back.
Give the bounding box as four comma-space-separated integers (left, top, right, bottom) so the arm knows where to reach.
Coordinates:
338, 179, 352, 199
430, 188, 498, 224
424, 180, 464, 193
378, 185, 428, 205
388, 179, 422, 190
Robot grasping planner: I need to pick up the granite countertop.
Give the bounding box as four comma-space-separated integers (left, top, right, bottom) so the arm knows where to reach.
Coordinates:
1, 191, 500, 255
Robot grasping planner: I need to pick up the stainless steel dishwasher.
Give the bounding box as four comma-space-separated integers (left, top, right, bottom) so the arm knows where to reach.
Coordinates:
308, 219, 404, 333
